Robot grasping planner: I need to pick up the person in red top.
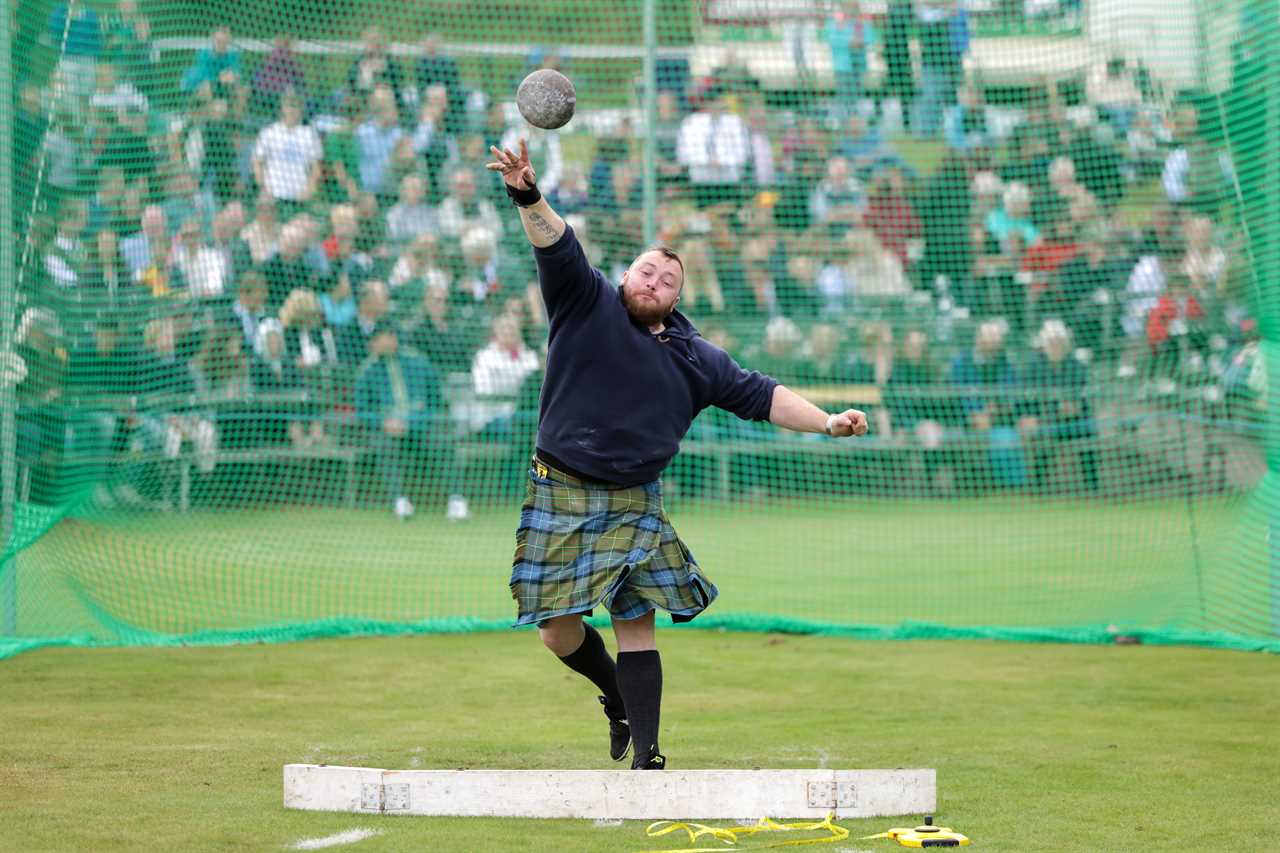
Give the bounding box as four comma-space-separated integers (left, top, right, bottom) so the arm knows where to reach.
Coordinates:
862, 168, 922, 271
1146, 271, 1206, 373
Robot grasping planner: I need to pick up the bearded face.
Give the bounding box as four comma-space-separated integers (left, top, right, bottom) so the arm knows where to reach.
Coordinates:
621, 250, 683, 327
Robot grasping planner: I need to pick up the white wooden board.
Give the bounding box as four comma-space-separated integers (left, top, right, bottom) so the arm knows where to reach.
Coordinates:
283, 765, 935, 820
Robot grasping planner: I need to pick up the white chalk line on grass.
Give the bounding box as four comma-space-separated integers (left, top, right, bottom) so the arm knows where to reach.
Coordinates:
290, 828, 383, 850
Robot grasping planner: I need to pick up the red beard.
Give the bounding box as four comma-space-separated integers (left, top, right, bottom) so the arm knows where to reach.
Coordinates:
621, 286, 673, 327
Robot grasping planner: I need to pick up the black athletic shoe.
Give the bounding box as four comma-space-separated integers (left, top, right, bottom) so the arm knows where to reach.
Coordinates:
631, 745, 666, 770
598, 695, 631, 762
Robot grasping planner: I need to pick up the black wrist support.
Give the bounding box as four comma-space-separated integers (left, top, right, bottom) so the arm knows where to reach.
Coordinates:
506, 181, 542, 207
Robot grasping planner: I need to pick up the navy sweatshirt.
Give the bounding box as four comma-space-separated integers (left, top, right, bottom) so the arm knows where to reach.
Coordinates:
533, 226, 778, 485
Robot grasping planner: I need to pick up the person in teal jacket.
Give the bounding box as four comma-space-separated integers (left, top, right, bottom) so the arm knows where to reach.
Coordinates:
822, 0, 876, 120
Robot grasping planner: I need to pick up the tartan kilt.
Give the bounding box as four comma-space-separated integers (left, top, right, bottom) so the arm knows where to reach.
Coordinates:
509, 458, 718, 626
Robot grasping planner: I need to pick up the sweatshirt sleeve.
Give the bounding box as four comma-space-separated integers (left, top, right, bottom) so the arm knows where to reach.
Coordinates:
533, 224, 605, 319
702, 341, 779, 422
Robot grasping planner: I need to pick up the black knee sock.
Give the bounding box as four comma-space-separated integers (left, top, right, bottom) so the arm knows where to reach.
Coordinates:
557, 623, 624, 717
616, 650, 662, 755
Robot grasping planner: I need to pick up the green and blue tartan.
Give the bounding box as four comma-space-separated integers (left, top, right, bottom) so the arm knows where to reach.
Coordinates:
509, 458, 718, 626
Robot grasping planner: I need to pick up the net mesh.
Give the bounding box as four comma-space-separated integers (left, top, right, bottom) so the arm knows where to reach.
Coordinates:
3, 0, 1279, 659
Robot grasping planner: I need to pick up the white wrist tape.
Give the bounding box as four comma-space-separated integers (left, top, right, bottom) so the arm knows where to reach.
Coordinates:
825, 413, 838, 436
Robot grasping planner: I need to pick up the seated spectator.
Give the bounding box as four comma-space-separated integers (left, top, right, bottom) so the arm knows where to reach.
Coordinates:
160, 169, 217, 246
847, 321, 894, 385
43, 200, 89, 291
845, 228, 911, 297
261, 220, 317, 310
809, 156, 866, 239
319, 271, 358, 328
815, 238, 856, 317
189, 322, 250, 403
415, 34, 466, 134
355, 323, 446, 520
750, 316, 806, 384
389, 232, 447, 308
279, 287, 341, 378
386, 174, 436, 247
796, 323, 859, 383
252, 94, 322, 216
181, 25, 241, 99
120, 205, 179, 296
241, 195, 281, 266
1147, 271, 1207, 375
323, 205, 375, 282
355, 85, 405, 200
42, 109, 88, 209
347, 27, 404, 105
89, 62, 148, 119
410, 87, 459, 201
950, 320, 1027, 489
321, 97, 363, 205
1024, 319, 1099, 493
102, 0, 157, 94
405, 279, 475, 374
985, 181, 1041, 252
248, 318, 313, 447
172, 216, 228, 299
228, 270, 270, 351
1061, 233, 1120, 344
864, 167, 923, 273
83, 228, 140, 313
93, 103, 157, 190
210, 202, 252, 284
676, 85, 751, 209
454, 225, 503, 311
438, 167, 503, 240
337, 278, 392, 364
136, 317, 216, 477
87, 167, 130, 237
883, 328, 945, 439
1182, 215, 1228, 296
15, 309, 69, 502
1121, 238, 1181, 372
470, 314, 540, 435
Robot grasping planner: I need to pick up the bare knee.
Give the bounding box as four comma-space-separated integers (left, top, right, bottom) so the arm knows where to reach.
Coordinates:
538, 615, 585, 657
611, 610, 657, 653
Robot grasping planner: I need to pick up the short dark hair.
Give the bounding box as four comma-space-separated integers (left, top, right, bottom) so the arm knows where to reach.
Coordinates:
643, 245, 685, 287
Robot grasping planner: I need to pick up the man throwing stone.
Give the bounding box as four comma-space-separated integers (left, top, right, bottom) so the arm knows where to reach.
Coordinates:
488, 140, 868, 770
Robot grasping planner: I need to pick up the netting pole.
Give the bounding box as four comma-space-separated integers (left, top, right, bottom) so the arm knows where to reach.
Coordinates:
0, 0, 17, 636
1266, 7, 1280, 638
641, 0, 658, 245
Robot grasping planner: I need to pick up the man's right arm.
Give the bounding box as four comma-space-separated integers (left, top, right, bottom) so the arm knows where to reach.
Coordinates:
515, 196, 566, 249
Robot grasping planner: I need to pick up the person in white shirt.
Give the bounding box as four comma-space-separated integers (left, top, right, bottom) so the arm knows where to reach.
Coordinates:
675, 86, 751, 208
172, 216, 228, 299
437, 168, 503, 239
470, 314, 539, 433
252, 95, 322, 207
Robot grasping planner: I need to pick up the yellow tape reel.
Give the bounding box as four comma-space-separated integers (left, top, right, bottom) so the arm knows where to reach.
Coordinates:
863, 815, 970, 848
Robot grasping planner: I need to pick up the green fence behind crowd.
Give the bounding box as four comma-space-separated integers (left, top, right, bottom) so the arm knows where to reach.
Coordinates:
3, 0, 1279, 660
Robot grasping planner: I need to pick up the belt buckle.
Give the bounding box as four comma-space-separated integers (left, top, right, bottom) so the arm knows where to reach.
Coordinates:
534, 460, 549, 479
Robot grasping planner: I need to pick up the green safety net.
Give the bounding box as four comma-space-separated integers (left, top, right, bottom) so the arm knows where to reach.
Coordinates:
3, 0, 1279, 660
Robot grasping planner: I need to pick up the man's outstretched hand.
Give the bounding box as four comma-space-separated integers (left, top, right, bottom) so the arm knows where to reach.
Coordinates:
487, 139, 537, 190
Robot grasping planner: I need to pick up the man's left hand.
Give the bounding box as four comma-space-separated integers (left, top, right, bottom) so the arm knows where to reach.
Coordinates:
827, 409, 869, 437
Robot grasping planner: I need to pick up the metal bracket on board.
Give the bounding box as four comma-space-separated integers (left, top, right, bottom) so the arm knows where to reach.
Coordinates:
806, 780, 858, 809
361, 783, 411, 812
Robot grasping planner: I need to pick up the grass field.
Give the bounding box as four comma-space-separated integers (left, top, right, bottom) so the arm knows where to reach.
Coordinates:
2, 632, 1277, 852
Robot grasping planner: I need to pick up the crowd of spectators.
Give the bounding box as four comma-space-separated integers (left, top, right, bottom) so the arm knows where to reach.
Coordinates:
11, 5, 1262, 513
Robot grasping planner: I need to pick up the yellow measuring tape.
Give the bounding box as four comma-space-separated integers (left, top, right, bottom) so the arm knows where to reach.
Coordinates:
637, 812, 849, 852
861, 816, 970, 847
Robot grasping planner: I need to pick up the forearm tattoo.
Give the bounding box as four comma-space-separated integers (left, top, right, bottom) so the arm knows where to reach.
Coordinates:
524, 209, 560, 241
